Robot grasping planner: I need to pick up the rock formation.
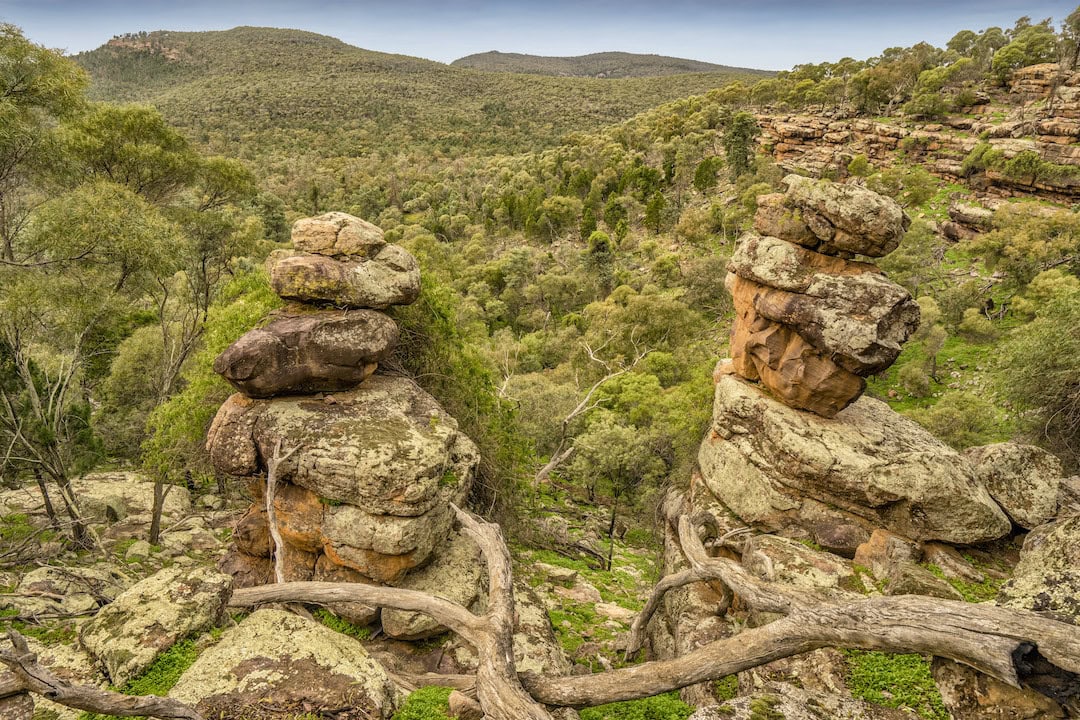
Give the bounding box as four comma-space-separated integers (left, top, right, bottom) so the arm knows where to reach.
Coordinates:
207, 212, 482, 637
728, 174, 919, 417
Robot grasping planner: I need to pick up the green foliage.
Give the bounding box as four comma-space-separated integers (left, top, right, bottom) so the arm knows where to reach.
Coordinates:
907, 392, 1008, 450
451, 50, 769, 79
579, 692, 695, 720
924, 564, 1004, 602
142, 269, 282, 479
723, 111, 759, 181
313, 608, 372, 640
991, 24, 1059, 83
843, 651, 948, 720
997, 287, 1080, 471
846, 154, 872, 178
968, 204, 1080, 288
391, 686, 453, 720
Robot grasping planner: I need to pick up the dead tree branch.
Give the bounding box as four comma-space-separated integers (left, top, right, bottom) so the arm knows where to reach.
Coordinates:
0, 630, 202, 719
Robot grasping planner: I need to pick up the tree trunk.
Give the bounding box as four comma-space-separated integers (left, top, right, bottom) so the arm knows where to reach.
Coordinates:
32, 468, 58, 529
605, 494, 618, 571
148, 476, 170, 546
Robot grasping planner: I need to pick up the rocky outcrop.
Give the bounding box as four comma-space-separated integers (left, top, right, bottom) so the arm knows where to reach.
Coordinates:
698, 372, 1010, 543
169, 609, 397, 719
692, 682, 920, 719
79, 566, 232, 686
213, 309, 397, 398
964, 442, 1062, 530
727, 176, 918, 417
208, 211, 482, 629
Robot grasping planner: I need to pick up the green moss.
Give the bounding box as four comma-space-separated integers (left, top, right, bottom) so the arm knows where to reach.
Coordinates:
843, 650, 948, 720
714, 675, 739, 701
391, 686, 453, 720
579, 692, 694, 720
313, 608, 371, 640
748, 694, 785, 720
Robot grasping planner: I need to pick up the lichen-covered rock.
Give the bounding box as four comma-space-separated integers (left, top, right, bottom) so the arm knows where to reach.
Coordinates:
932, 657, 1066, 719
998, 516, 1080, 623
730, 234, 882, 294
1059, 476, 1080, 517
883, 562, 964, 601
291, 211, 385, 257
206, 375, 478, 517
742, 535, 858, 595
321, 502, 455, 583
213, 310, 397, 398
694, 681, 919, 719
22, 636, 105, 720
753, 193, 820, 246
169, 609, 397, 719
729, 268, 918, 375
853, 529, 921, 580
963, 443, 1062, 530
6, 564, 132, 618
382, 530, 484, 640
698, 373, 1011, 543
267, 245, 420, 309
782, 174, 910, 257
79, 566, 232, 686
73, 471, 190, 524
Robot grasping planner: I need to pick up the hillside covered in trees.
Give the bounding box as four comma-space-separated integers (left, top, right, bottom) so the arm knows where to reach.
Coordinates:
450, 50, 770, 79
1, 8, 1080, 720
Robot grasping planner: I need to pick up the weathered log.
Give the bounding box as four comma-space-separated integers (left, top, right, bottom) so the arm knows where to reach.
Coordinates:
0, 631, 202, 719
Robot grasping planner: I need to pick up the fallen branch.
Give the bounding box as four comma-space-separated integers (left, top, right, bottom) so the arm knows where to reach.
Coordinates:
0, 631, 202, 719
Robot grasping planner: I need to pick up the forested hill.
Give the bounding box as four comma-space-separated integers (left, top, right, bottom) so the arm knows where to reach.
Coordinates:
74, 27, 769, 159
450, 50, 771, 78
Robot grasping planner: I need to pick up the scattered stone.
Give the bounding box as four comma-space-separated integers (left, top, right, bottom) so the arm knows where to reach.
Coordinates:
553, 579, 603, 605
883, 562, 964, 601
534, 562, 578, 586
291, 211, 385, 257
267, 245, 420, 309
964, 443, 1062, 530
0, 694, 32, 720
169, 608, 397, 719
699, 373, 1011, 544
998, 516, 1080, 624
213, 309, 397, 398
932, 657, 1066, 719
124, 539, 153, 561
696, 681, 919, 719
742, 534, 857, 595
6, 565, 131, 618
922, 543, 984, 584
79, 566, 232, 686
853, 529, 920, 579
73, 472, 191, 524
594, 602, 637, 623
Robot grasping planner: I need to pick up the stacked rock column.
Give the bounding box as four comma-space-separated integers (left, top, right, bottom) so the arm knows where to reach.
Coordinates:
207, 212, 482, 635
724, 174, 921, 417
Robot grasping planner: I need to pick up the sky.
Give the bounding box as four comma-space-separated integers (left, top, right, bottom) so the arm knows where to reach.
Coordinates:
1, 0, 1076, 70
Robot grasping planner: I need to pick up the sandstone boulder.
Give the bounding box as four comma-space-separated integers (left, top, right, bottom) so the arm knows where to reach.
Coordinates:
997, 516, 1080, 623
752, 193, 819, 246
729, 271, 919, 375
213, 309, 398, 398
782, 174, 910, 257
853, 529, 921, 580
207, 375, 479, 517
883, 562, 964, 601
742, 534, 858, 596
729, 233, 881, 294
698, 373, 1011, 543
80, 566, 231, 686
291, 211, 385, 257
382, 529, 484, 639
267, 245, 420, 309
169, 609, 397, 719
963, 443, 1062, 529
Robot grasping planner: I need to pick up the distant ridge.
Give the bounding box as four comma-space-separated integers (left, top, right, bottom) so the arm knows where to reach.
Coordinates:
451, 50, 771, 79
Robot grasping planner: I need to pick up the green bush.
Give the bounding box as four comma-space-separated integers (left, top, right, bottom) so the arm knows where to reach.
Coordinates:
844, 651, 948, 720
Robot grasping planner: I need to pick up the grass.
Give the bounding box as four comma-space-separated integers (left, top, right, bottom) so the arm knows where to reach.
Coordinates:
579, 692, 695, 720
924, 564, 1004, 603
391, 686, 453, 720
843, 650, 949, 720
313, 607, 372, 640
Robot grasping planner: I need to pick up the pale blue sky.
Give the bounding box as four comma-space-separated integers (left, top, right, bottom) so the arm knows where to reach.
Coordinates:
1, 0, 1075, 70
